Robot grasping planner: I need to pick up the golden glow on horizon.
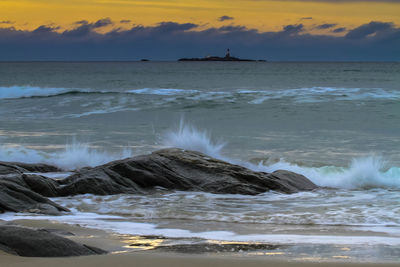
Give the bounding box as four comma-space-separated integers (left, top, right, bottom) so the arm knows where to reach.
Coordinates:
1, 0, 399, 33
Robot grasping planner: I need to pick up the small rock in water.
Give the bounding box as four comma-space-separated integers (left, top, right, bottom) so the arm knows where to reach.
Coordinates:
153, 242, 282, 254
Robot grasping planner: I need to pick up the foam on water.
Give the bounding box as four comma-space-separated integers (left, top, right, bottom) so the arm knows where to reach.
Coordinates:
2, 86, 400, 104
49, 188, 400, 227
1, 120, 399, 189
2, 121, 400, 247
0, 140, 132, 170
243, 87, 400, 104
162, 122, 400, 190
128, 88, 199, 95
162, 120, 225, 157
0, 86, 72, 99
2, 211, 400, 246
258, 157, 400, 189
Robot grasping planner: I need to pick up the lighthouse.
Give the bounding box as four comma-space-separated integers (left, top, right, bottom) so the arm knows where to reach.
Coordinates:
225, 48, 231, 58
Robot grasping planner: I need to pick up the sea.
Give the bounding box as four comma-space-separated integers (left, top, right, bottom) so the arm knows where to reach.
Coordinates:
1, 61, 400, 262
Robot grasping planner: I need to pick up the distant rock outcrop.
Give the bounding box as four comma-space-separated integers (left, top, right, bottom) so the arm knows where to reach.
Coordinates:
178, 49, 266, 62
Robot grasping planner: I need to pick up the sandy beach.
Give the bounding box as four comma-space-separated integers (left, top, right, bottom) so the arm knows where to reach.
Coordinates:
2, 247, 400, 267
1, 219, 399, 267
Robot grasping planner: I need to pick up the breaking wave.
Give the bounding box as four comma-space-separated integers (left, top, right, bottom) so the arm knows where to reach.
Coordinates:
0, 86, 200, 100
0, 86, 73, 99
257, 157, 400, 189
1, 121, 399, 189
1, 86, 400, 104
162, 122, 400, 190
0, 140, 132, 170
128, 88, 199, 95
162, 120, 225, 157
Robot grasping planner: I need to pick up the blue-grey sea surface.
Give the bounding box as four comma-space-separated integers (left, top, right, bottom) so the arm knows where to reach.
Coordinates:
1, 62, 400, 262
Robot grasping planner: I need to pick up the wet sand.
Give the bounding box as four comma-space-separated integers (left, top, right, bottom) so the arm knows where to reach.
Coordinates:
2, 250, 400, 267
1, 219, 399, 267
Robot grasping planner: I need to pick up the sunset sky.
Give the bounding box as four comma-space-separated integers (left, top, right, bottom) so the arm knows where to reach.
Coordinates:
0, 0, 399, 60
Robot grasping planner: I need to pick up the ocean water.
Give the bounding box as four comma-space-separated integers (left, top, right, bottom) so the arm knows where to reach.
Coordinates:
1, 61, 400, 261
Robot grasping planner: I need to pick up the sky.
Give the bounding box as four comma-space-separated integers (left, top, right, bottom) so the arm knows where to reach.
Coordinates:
0, 0, 399, 61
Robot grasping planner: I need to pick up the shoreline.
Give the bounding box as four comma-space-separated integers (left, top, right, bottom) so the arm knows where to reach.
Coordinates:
1, 219, 399, 265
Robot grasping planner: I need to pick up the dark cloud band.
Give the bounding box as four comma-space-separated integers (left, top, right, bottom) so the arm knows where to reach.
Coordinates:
218, 16, 234, 22
316, 23, 337, 30
0, 19, 398, 61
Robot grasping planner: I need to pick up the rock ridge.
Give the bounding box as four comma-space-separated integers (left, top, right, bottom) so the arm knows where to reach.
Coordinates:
0, 148, 318, 215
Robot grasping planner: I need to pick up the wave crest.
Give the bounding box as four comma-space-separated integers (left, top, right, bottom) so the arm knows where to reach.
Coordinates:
162, 120, 225, 158
1, 121, 399, 189
0, 86, 72, 99
162, 122, 400, 190
2, 86, 400, 104
0, 140, 132, 170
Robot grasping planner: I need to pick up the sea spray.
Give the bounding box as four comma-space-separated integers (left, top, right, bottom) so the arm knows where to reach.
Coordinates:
1, 121, 399, 188
162, 121, 400, 190
49, 140, 133, 170
253, 156, 400, 189
0, 144, 48, 163
0, 140, 132, 170
162, 120, 225, 158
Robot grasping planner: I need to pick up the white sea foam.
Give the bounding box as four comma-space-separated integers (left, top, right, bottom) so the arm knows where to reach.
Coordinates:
128, 88, 199, 95
0, 86, 72, 99
242, 87, 400, 104
1, 120, 399, 189
250, 156, 400, 190
162, 122, 400, 190
127, 87, 400, 103
50, 189, 400, 226
2, 211, 400, 246
2, 86, 400, 104
162, 120, 225, 157
0, 140, 132, 170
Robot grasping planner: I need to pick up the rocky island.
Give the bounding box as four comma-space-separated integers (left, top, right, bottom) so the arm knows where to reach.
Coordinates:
178, 49, 266, 62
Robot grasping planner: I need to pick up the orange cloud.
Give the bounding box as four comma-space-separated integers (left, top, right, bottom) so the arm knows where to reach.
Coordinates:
0, 0, 398, 33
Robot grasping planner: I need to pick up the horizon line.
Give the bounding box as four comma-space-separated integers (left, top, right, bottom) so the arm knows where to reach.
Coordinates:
0, 60, 399, 63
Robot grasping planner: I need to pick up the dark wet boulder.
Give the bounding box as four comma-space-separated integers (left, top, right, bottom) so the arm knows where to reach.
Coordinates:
0, 163, 22, 175
0, 161, 66, 214
0, 225, 107, 257
0, 161, 61, 175
0, 148, 318, 215
60, 148, 317, 195
0, 174, 69, 214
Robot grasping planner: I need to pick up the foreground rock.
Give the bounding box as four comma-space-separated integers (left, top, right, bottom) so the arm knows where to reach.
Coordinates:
0, 162, 61, 175
0, 225, 106, 257
60, 148, 317, 195
0, 174, 68, 214
0, 148, 318, 214
0, 161, 65, 214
